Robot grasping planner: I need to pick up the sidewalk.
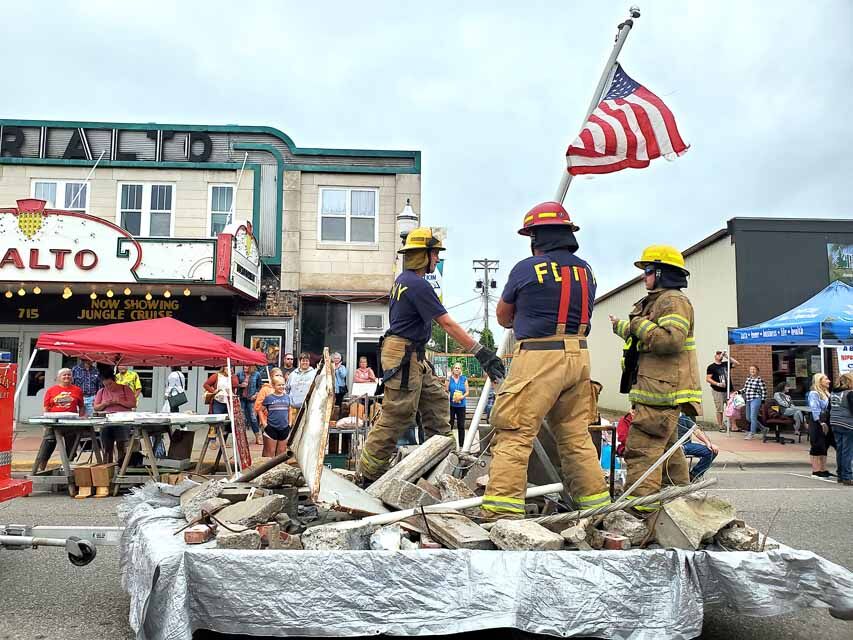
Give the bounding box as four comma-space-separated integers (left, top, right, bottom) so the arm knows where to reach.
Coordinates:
600, 410, 811, 468
9, 423, 266, 472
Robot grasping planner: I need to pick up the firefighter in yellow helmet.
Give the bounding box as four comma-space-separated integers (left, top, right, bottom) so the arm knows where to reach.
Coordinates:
481, 202, 610, 519
357, 227, 505, 484
609, 245, 701, 511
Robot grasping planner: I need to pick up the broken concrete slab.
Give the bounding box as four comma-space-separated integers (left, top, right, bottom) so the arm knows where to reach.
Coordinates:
560, 519, 592, 550
273, 532, 303, 550
715, 524, 762, 551
252, 463, 305, 489
198, 497, 230, 518
217, 526, 262, 550
367, 435, 454, 500
416, 478, 441, 501
289, 349, 333, 501
369, 525, 403, 550
656, 496, 737, 550
217, 494, 286, 529
435, 474, 476, 502
374, 478, 438, 510
490, 519, 564, 551
218, 482, 271, 504
404, 513, 494, 550
602, 511, 650, 546
301, 520, 379, 550
316, 466, 389, 516
181, 478, 227, 522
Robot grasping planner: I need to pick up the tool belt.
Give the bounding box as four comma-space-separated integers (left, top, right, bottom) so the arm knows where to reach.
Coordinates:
378, 332, 427, 392
519, 339, 588, 351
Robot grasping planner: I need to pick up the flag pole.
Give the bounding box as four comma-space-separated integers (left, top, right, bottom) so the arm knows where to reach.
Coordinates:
555, 6, 641, 204
461, 8, 641, 457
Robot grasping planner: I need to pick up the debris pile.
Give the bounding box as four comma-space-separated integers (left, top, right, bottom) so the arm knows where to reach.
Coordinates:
172, 438, 769, 554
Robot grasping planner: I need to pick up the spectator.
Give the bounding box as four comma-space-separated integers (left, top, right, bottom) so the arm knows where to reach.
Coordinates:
677, 414, 719, 480
94, 365, 137, 463
254, 367, 283, 417
446, 362, 469, 446
353, 356, 377, 383
738, 365, 767, 440
829, 373, 853, 486
808, 373, 835, 478
71, 359, 101, 417
162, 366, 186, 413
281, 353, 296, 379
287, 355, 315, 424
237, 365, 263, 446
43, 368, 84, 416
203, 365, 239, 450
332, 352, 348, 407
115, 365, 142, 400
772, 382, 805, 437
706, 350, 739, 432
260, 375, 291, 457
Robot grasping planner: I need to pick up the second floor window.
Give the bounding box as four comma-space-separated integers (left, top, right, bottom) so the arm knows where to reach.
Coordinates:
118, 183, 174, 237
209, 185, 234, 236
319, 187, 378, 244
31, 180, 88, 213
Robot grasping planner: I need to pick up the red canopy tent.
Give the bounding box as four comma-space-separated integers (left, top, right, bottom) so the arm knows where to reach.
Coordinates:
34, 317, 266, 367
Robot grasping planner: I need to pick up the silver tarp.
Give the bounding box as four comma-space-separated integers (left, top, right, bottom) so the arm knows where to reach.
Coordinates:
119, 484, 853, 640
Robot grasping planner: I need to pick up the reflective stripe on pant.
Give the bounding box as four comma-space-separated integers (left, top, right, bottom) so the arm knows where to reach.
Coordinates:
358, 336, 452, 480
623, 404, 690, 508
483, 335, 609, 514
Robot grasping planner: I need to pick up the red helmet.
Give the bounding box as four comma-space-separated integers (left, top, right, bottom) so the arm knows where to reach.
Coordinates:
517, 201, 580, 236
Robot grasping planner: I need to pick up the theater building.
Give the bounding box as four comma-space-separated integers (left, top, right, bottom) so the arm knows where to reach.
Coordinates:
588, 217, 853, 419
0, 119, 421, 418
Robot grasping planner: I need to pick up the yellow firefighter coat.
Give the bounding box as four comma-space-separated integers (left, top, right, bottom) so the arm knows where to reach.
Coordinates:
614, 288, 702, 415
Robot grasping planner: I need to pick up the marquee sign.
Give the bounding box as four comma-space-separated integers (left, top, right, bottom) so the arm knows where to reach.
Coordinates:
0, 199, 261, 299
0, 198, 142, 283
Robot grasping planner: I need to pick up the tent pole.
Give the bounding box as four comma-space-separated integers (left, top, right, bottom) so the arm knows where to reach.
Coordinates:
13, 348, 39, 428
225, 357, 240, 473
726, 349, 732, 436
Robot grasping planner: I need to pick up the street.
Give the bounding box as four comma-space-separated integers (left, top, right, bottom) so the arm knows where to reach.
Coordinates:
1, 466, 851, 640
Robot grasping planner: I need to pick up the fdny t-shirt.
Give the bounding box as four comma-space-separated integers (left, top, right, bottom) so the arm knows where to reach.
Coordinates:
389, 270, 448, 343
501, 249, 597, 339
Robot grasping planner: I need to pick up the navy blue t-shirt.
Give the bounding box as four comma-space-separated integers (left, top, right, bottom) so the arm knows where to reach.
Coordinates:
501, 250, 597, 339
389, 269, 448, 343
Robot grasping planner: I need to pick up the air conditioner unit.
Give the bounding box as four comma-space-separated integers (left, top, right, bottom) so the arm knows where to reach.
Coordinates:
362, 313, 384, 330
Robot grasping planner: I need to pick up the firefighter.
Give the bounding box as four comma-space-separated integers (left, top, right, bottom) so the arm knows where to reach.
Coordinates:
357, 227, 505, 483
609, 245, 701, 510
481, 202, 610, 519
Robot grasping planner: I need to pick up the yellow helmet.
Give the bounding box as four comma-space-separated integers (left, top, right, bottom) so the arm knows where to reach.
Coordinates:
634, 244, 689, 275
398, 227, 446, 254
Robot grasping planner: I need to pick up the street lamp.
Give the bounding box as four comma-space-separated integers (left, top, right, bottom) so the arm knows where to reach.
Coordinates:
397, 198, 419, 243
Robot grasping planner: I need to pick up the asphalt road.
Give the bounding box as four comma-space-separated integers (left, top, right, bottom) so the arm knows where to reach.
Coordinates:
0, 466, 850, 640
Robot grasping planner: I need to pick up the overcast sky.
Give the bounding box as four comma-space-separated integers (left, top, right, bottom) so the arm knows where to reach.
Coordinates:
4, 1, 851, 335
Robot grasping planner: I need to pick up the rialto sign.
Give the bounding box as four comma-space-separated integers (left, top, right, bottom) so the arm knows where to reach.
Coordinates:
0, 198, 261, 298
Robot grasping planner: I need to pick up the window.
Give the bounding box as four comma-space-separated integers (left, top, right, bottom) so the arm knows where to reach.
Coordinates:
209, 185, 234, 236
31, 180, 88, 213
116, 183, 175, 237
299, 299, 348, 367
772, 346, 822, 402
319, 187, 378, 244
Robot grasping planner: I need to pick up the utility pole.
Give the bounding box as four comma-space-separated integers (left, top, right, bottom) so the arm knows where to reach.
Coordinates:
473, 259, 499, 332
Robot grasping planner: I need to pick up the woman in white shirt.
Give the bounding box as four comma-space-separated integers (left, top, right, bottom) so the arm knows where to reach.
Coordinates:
162, 366, 186, 413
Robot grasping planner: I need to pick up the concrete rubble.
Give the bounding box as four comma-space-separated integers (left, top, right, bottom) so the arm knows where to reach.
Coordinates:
656, 495, 737, 550
602, 511, 650, 546
181, 478, 228, 523
252, 463, 305, 489
491, 519, 564, 551
367, 435, 454, 500
374, 478, 438, 510
217, 495, 287, 529
301, 520, 379, 551
217, 525, 262, 550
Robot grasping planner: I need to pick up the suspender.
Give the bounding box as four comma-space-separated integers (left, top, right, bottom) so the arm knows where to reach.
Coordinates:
555, 264, 590, 336
556, 266, 572, 336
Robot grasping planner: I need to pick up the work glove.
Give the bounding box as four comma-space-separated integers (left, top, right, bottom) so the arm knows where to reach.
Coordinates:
471, 343, 505, 384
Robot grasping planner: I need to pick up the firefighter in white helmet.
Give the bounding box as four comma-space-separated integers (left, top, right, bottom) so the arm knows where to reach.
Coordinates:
357, 227, 505, 483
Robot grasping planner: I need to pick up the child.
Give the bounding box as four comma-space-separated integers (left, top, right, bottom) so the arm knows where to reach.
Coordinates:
261, 375, 291, 457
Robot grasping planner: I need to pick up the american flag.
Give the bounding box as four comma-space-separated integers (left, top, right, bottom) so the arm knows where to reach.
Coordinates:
566, 64, 688, 175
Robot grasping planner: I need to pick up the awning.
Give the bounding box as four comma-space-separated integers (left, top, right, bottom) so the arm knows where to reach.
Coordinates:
35, 317, 267, 367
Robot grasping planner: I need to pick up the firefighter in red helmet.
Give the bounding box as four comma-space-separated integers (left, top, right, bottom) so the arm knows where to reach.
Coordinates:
480, 202, 610, 519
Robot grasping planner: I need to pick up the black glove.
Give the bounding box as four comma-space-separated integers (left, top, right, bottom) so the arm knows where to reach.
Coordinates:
472, 343, 506, 384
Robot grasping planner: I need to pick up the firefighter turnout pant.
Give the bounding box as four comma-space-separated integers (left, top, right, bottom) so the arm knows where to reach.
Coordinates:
483, 336, 610, 516
623, 403, 691, 511
358, 336, 453, 480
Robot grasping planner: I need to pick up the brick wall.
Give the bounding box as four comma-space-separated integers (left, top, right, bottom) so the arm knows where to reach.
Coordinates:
237, 268, 297, 318
728, 344, 773, 391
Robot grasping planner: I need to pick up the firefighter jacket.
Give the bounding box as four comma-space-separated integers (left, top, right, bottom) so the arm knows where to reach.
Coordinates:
613, 288, 702, 415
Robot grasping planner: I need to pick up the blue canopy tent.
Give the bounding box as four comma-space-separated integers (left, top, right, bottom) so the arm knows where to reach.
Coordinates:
728, 281, 853, 347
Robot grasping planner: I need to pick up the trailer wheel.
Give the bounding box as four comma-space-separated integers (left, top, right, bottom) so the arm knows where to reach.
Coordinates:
66, 537, 97, 566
